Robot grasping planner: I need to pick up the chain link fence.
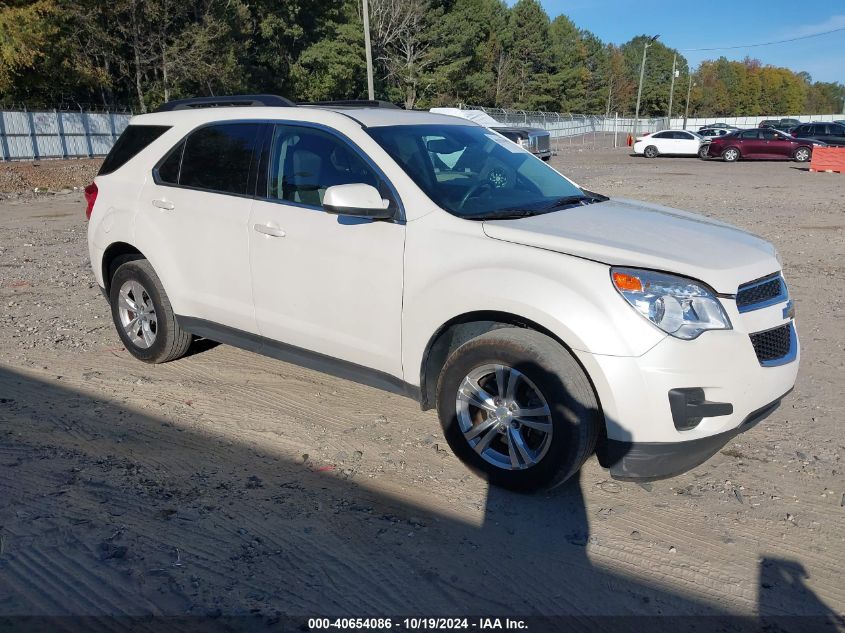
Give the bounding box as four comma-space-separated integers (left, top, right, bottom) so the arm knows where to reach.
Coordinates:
459, 105, 663, 150
458, 105, 844, 150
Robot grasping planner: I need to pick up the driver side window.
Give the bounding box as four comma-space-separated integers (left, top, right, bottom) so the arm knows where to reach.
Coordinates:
267, 125, 381, 208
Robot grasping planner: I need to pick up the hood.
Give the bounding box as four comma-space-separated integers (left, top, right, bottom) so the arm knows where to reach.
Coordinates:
482, 198, 779, 293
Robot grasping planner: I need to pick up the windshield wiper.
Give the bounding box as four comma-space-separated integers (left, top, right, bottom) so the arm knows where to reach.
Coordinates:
541, 193, 608, 211
464, 191, 609, 221
464, 208, 543, 221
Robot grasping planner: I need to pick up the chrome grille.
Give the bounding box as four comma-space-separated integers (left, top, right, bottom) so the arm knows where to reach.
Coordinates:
749, 323, 794, 366
736, 274, 787, 312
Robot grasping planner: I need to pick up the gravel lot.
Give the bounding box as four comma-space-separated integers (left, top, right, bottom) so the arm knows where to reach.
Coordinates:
0, 150, 843, 629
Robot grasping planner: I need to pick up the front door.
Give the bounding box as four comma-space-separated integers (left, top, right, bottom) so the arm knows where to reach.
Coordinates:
248, 123, 405, 377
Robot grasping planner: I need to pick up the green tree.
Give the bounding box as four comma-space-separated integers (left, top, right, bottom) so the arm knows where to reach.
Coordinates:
508, 0, 554, 109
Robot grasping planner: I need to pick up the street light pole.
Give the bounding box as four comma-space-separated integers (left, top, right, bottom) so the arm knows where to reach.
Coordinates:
683, 74, 695, 130
633, 35, 659, 140
362, 0, 375, 100
667, 53, 677, 127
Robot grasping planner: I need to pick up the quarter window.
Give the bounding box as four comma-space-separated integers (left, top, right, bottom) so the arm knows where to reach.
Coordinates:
179, 123, 261, 195
266, 125, 381, 207
156, 141, 184, 185
99, 125, 170, 175
740, 131, 759, 139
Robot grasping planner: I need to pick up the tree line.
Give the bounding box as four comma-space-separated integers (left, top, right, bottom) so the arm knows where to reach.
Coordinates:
1, 0, 843, 116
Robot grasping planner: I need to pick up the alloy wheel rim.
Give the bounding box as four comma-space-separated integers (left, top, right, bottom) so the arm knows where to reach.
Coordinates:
796, 149, 809, 161
456, 364, 553, 471
725, 149, 738, 161
117, 280, 158, 349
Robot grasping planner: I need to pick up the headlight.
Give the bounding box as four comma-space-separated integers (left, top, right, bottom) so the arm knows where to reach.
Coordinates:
611, 267, 731, 340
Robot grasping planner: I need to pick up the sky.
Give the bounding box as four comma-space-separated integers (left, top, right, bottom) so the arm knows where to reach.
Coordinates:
528, 0, 845, 83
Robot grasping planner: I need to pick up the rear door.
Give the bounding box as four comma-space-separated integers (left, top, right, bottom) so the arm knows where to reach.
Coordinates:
135, 122, 262, 333
736, 130, 761, 157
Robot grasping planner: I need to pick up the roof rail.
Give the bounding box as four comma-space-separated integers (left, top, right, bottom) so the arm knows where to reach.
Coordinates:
300, 100, 402, 109
155, 95, 295, 112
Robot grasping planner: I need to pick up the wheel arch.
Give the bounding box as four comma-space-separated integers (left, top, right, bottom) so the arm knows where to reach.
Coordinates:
101, 242, 148, 295
417, 310, 603, 416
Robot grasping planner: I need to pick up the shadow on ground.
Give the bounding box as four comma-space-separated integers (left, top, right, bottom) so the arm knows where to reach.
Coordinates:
0, 365, 842, 633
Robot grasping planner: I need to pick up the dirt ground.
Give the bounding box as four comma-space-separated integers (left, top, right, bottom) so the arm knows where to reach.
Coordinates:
0, 149, 843, 630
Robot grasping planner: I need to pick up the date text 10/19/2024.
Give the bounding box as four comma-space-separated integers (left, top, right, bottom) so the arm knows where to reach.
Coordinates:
307, 618, 529, 630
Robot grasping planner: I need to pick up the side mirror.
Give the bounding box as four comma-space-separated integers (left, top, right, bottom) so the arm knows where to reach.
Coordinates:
322, 184, 393, 220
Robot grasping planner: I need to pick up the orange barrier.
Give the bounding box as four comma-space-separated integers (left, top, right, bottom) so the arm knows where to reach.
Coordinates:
809, 146, 845, 174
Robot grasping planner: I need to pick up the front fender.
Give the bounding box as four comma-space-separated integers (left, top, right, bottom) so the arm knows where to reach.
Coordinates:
401, 212, 665, 387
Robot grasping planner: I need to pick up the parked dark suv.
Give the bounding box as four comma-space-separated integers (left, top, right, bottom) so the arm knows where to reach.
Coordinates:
759, 118, 801, 132
790, 122, 845, 147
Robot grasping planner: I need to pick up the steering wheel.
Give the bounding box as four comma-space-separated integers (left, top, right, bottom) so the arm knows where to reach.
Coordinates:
458, 181, 494, 210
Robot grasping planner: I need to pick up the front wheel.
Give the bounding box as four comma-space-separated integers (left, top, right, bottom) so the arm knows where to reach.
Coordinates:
722, 147, 740, 162
435, 328, 600, 491
698, 144, 711, 159
643, 145, 659, 158
794, 147, 811, 162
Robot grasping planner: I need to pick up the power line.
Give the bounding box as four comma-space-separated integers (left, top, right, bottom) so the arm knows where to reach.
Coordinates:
681, 25, 845, 52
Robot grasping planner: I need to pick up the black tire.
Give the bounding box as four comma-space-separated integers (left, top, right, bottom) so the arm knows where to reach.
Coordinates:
698, 144, 710, 159
109, 259, 192, 364
435, 328, 600, 492
643, 145, 659, 158
793, 146, 811, 162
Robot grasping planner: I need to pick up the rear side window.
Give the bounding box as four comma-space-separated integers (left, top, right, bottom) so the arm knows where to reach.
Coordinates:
99, 125, 170, 175
179, 123, 261, 195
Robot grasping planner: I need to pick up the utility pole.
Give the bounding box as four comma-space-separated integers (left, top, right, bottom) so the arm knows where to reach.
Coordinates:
633, 35, 659, 140
667, 53, 677, 128
683, 74, 695, 130
362, 0, 375, 100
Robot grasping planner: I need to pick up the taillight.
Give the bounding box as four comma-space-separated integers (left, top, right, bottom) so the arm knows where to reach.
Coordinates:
84, 182, 98, 220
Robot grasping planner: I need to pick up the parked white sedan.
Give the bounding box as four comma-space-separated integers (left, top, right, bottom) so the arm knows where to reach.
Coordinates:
634, 130, 703, 158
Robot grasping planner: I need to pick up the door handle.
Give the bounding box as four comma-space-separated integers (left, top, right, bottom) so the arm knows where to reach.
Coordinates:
253, 223, 286, 238
152, 199, 175, 210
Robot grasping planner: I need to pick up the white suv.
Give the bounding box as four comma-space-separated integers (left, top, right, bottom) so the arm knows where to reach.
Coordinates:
86, 95, 799, 490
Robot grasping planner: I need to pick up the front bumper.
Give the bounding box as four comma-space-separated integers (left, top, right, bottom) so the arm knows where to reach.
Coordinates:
602, 390, 790, 480
574, 298, 799, 479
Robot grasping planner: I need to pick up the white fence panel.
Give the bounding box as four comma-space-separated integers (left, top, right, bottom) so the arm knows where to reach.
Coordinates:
0, 109, 132, 161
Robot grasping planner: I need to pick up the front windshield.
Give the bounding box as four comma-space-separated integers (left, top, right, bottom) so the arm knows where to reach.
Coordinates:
366, 124, 593, 218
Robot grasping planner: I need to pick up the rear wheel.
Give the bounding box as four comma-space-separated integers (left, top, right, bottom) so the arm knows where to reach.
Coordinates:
435, 328, 600, 491
722, 147, 740, 162
643, 145, 659, 158
109, 260, 192, 364
794, 146, 811, 162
